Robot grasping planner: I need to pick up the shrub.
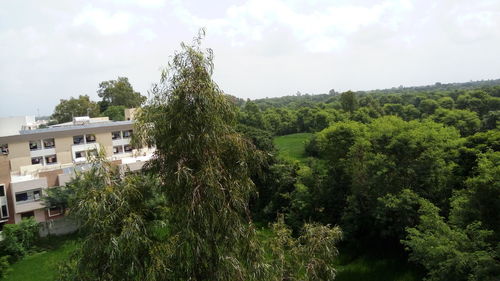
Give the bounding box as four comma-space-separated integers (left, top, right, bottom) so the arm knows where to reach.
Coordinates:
1, 218, 39, 259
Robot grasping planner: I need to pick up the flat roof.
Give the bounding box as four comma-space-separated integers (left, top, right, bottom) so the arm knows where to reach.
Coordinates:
0, 121, 134, 144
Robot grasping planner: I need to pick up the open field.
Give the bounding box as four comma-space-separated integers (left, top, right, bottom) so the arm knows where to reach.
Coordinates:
273, 133, 313, 162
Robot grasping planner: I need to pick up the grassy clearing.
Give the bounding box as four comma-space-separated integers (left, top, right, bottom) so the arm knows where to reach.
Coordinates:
273, 133, 313, 162
2, 235, 78, 281
335, 255, 422, 281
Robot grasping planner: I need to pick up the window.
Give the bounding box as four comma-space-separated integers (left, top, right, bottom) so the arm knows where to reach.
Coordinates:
75, 151, 85, 159
16, 192, 28, 202
15, 189, 41, 204
73, 135, 84, 145
0, 185, 4, 197
0, 144, 8, 155
86, 134, 96, 143
45, 154, 57, 165
124, 144, 133, 152
31, 156, 43, 165
43, 138, 55, 149
29, 140, 41, 151
21, 211, 34, 220
1, 205, 8, 218
113, 145, 123, 154
123, 130, 133, 138
112, 131, 121, 140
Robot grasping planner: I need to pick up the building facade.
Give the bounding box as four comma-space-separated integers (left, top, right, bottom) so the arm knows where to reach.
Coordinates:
0, 118, 153, 228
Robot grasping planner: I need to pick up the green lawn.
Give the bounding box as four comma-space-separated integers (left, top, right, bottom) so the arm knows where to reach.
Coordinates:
273, 133, 313, 162
2, 235, 78, 281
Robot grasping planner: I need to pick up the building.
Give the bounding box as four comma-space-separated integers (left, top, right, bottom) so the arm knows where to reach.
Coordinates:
0, 116, 154, 229
0, 116, 38, 137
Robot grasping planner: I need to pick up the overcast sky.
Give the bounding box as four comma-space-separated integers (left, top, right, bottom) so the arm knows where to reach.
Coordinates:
1, 0, 500, 117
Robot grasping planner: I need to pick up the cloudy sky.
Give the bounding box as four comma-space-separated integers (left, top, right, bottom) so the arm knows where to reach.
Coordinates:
1, 0, 499, 117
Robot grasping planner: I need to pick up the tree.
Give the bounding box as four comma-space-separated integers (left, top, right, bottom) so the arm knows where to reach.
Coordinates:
135, 33, 267, 280
54, 154, 171, 281
419, 99, 439, 115
97, 77, 145, 110
101, 105, 126, 121
51, 95, 100, 124
402, 199, 500, 281
339, 91, 358, 113
430, 108, 481, 136
437, 97, 454, 109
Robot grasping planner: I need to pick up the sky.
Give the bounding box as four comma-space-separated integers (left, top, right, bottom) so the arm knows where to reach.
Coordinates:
1, 0, 500, 117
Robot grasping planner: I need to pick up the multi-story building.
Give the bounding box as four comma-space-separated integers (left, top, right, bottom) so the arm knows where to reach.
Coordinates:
0, 115, 154, 229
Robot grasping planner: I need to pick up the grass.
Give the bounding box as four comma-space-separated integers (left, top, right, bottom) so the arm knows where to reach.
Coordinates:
2, 235, 78, 281
273, 133, 313, 162
335, 255, 422, 281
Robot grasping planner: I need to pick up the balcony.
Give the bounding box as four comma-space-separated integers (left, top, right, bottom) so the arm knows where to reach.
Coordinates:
10, 178, 47, 214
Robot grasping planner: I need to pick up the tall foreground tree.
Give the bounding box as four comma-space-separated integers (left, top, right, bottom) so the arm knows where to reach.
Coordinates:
134, 32, 266, 280
53, 33, 341, 281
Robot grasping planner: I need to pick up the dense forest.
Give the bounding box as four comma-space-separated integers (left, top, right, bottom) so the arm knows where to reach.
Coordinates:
237, 79, 500, 280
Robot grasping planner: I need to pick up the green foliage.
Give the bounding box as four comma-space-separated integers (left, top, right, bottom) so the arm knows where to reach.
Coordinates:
374, 189, 423, 241
97, 77, 145, 110
437, 96, 454, 109
340, 91, 358, 113
402, 200, 500, 281
482, 110, 500, 129
459, 151, 500, 237
51, 95, 100, 123
1, 218, 39, 260
335, 254, 422, 281
56, 156, 168, 281
135, 33, 267, 280
311, 116, 463, 239
101, 105, 126, 121
267, 216, 342, 281
236, 124, 275, 152
0, 255, 10, 279
419, 99, 439, 115
430, 108, 480, 136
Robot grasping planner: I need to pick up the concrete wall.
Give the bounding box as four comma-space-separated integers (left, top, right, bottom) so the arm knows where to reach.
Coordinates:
39, 169, 63, 187
14, 208, 46, 223
8, 141, 31, 172
55, 136, 73, 165
0, 116, 34, 137
96, 132, 113, 156
58, 173, 75, 186
39, 217, 78, 237
8, 141, 29, 158
0, 155, 14, 224
10, 177, 47, 193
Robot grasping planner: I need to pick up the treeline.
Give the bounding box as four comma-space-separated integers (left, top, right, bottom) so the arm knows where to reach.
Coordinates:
239, 84, 500, 280
237, 85, 500, 136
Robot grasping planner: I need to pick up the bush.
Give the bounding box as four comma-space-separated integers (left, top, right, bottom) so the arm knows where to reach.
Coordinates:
0, 255, 10, 279
1, 218, 40, 259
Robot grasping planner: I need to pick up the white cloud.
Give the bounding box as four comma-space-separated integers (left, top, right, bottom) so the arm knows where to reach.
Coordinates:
73, 7, 135, 35
121, 0, 167, 8
172, 0, 414, 52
